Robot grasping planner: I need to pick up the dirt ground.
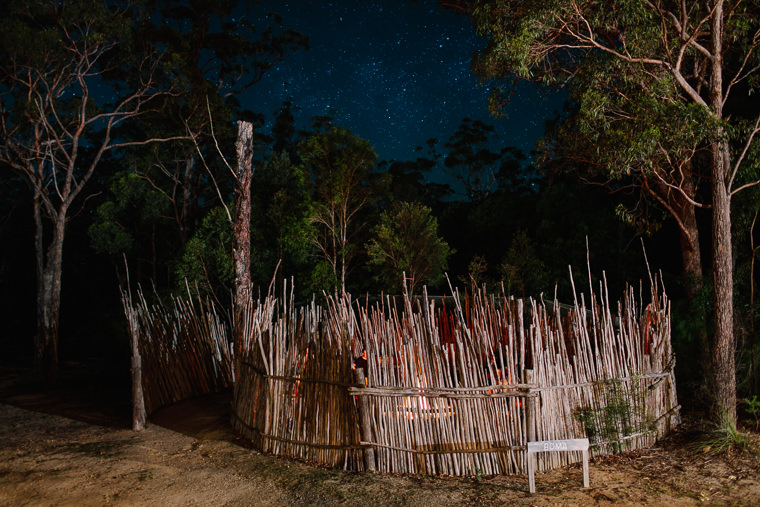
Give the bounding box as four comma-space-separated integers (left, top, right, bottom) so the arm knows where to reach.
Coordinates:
2, 362, 760, 506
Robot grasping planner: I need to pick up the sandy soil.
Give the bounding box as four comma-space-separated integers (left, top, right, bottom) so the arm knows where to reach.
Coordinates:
2, 362, 760, 506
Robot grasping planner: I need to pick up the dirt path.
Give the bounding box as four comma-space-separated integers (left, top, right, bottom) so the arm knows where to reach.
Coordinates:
1, 362, 760, 506
2, 401, 760, 506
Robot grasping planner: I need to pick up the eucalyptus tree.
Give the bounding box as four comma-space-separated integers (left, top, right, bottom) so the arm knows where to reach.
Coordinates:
367, 201, 452, 294
469, 0, 760, 422
299, 127, 378, 294
443, 117, 524, 202
379, 156, 451, 208
539, 65, 711, 299
0, 0, 188, 383
536, 61, 714, 372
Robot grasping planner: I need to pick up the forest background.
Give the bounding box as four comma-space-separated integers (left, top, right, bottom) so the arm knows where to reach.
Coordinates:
1, 0, 759, 426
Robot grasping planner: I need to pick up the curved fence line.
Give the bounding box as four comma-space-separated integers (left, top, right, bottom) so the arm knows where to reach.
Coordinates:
122, 273, 679, 476
121, 286, 234, 416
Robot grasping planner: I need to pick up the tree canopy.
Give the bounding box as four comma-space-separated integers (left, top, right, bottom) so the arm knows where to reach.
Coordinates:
367, 201, 452, 294
469, 0, 760, 422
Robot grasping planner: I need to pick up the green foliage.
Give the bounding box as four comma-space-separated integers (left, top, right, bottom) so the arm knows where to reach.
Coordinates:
299, 127, 379, 292
89, 201, 134, 256
745, 395, 760, 430
696, 411, 752, 455
268, 184, 311, 263
310, 260, 339, 293
141, 0, 307, 117
366, 201, 452, 294
89, 172, 170, 256
379, 157, 450, 208
568, 60, 717, 181
250, 150, 315, 295
174, 207, 233, 298
443, 118, 524, 202
573, 377, 652, 454
499, 230, 548, 297
459, 254, 490, 288
0, 1, 132, 68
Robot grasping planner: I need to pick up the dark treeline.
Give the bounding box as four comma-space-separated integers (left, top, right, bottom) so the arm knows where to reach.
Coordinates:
1, 0, 758, 425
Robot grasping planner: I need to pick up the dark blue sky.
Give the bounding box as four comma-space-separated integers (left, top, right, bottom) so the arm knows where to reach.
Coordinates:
248, 0, 563, 162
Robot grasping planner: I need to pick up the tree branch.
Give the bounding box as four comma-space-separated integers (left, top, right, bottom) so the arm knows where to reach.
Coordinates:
729, 112, 760, 195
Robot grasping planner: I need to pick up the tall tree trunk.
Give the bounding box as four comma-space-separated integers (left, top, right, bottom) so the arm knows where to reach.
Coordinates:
669, 176, 711, 380
711, 140, 736, 423
709, 0, 736, 424
673, 176, 704, 300
33, 198, 66, 386
233, 121, 254, 358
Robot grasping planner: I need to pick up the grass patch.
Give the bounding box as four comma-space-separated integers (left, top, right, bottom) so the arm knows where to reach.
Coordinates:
692, 413, 758, 456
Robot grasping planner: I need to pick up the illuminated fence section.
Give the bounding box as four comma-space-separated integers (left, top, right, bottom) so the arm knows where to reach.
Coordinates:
345, 276, 678, 475
350, 294, 531, 475
230, 292, 365, 470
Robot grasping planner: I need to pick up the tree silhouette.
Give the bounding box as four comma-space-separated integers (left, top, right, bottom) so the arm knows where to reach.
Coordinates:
367, 201, 452, 294
299, 127, 378, 293
0, 1, 185, 383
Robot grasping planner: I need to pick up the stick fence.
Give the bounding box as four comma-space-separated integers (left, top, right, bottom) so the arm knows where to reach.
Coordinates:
122, 271, 679, 476
121, 286, 234, 416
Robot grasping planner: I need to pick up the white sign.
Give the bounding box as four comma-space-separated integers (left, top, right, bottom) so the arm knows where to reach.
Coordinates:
526, 438, 590, 494
527, 439, 589, 453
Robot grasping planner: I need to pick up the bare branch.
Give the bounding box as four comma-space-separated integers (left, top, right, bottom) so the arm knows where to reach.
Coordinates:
729, 112, 760, 195
107, 135, 192, 151
183, 99, 235, 223
205, 97, 239, 187
649, 164, 708, 209
641, 176, 698, 252
724, 27, 760, 104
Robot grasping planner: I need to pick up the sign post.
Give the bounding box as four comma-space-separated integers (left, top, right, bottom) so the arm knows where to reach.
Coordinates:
526, 438, 590, 493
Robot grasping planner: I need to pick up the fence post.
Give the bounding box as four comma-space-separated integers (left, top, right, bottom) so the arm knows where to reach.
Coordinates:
524, 368, 539, 491
524, 368, 535, 481
353, 367, 376, 472
131, 337, 146, 431
524, 369, 536, 443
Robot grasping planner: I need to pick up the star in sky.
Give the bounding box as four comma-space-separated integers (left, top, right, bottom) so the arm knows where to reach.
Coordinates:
249, 0, 563, 162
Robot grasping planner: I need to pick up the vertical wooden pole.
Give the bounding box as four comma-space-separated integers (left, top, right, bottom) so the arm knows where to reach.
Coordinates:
233, 120, 254, 358
525, 369, 536, 442
524, 368, 535, 488
527, 450, 536, 494
124, 276, 146, 432
353, 367, 376, 472
131, 336, 146, 431
231, 121, 254, 431
582, 448, 590, 488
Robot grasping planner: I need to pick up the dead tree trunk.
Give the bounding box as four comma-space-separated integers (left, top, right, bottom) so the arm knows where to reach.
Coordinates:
233, 121, 254, 357
124, 280, 146, 431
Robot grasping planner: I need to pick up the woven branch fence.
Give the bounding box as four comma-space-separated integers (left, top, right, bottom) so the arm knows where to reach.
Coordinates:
123, 272, 679, 476
121, 286, 234, 416
230, 287, 365, 470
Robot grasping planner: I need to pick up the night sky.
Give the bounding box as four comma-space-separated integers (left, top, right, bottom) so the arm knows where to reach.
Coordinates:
248, 0, 563, 162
